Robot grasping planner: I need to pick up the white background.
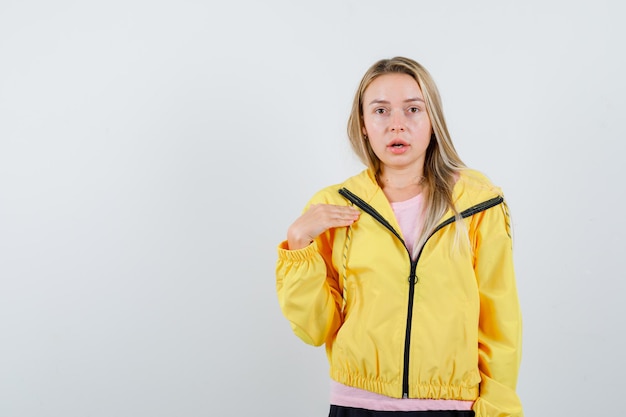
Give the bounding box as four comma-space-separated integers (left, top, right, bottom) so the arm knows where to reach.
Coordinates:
1, 1, 624, 416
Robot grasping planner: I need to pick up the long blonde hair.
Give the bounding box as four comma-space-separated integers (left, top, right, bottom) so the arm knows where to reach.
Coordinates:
347, 57, 467, 257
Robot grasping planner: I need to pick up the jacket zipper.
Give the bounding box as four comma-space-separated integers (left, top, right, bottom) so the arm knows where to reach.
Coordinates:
338, 187, 504, 398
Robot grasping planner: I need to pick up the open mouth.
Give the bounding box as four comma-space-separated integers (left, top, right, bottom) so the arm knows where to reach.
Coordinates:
389, 140, 409, 148
387, 140, 410, 153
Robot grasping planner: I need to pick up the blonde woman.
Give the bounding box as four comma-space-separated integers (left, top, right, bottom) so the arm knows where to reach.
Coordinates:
276, 57, 523, 417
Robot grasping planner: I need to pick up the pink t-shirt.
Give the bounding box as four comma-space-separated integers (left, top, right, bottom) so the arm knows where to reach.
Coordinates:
329, 192, 474, 411
390, 192, 424, 255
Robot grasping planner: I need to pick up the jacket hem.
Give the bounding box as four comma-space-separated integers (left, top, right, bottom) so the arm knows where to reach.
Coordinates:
331, 369, 479, 401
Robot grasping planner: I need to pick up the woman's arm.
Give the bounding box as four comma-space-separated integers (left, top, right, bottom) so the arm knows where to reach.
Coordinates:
472, 200, 524, 417
276, 239, 343, 346
276, 202, 359, 346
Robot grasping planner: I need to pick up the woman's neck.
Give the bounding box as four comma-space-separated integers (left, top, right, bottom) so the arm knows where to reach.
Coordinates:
377, 169, 426, 203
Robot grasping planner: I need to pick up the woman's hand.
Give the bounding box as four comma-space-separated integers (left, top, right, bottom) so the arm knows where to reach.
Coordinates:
287, 204, 360, 250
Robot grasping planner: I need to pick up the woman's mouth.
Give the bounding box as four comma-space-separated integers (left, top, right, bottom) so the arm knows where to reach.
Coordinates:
388, 141, 410, 154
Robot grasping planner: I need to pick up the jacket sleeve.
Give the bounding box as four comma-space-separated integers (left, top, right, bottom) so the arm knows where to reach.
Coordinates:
275, 221, 343, 347
471, 199, 524, 417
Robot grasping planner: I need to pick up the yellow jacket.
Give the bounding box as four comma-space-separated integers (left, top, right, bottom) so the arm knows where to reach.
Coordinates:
276, 169, 523, 417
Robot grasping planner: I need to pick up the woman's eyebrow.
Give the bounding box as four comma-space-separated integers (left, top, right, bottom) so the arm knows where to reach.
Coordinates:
368, 97, 425, 105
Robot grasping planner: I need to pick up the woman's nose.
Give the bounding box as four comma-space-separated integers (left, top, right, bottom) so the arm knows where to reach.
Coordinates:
390, 111, 406, 132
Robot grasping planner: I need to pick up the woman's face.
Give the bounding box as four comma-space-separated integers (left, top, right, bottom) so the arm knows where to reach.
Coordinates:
361, 73, 432, 174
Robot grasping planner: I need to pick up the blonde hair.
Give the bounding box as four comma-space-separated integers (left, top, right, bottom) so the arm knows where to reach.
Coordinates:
347, 56, 467, 258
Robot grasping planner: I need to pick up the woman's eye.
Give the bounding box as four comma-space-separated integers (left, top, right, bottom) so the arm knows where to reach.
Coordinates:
408, 107, 419, 113
375, 108, 386, 114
